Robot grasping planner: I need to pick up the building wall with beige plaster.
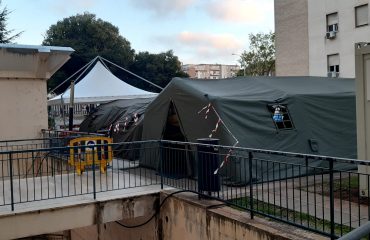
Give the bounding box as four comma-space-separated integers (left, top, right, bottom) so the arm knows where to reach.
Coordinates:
0, 79, 47, 140
0, 45, 73, 141
275, 0, 309, 76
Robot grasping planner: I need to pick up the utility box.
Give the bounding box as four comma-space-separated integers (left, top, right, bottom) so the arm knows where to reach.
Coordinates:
355, 42, 370, 196
197, 138, 220, 194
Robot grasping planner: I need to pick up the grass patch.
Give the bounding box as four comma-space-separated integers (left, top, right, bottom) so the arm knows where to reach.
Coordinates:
304, 175, 369, 205
231, 197, 355, 238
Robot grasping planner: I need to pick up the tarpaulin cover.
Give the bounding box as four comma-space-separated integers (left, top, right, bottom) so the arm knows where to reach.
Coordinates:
140, 76, 356, 182
80, 97, 154, 143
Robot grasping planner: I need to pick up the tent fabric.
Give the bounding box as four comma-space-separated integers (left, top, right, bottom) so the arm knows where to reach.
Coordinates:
48, 61, 156, 105
79, 97, 153, 140
79, 97, 154, 160
140, 76, 356, 182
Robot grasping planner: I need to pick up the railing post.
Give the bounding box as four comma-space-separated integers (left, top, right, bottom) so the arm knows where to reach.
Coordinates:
329, 158, 335, 239
249, 151, 254, 219
159, 141, 163, 190
9, 153, 14, 211
92, 146, 96, 200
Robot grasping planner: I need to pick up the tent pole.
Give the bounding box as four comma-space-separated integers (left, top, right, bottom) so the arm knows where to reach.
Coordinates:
68, 81, 75, 131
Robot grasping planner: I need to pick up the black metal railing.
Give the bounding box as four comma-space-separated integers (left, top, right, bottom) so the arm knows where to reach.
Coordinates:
42, 129, 105, 138
0, 138, 369, 239
158, 140, 370, 239
0, 140, 161, 211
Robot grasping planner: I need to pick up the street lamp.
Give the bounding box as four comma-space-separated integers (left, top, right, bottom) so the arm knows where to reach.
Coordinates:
232, 53, 246, 76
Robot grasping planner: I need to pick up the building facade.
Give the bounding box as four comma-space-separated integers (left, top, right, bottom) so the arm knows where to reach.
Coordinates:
0, 44, 73, 140
182, 64, 239, 79
275, 0, 370, 78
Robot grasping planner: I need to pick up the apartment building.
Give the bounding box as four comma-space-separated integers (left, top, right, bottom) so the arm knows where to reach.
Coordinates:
275, 0, 370, 78
182, 64, 239, 79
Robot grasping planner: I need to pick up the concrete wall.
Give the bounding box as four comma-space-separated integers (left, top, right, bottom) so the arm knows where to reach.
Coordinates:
0, 44, 73, 141
355, 43, 370, 161
68, 191, 325, 240
70, 219, 157, 240
308, 0, 370, 78
159, 192, 324, 240
275, 0, 309, 76
0, 79, 47, 140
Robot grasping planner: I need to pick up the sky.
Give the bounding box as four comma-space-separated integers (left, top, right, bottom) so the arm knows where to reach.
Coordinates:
4, 0, 274, 65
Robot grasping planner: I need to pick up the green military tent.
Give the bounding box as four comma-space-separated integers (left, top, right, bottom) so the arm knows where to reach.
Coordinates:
140, 76, 356, 182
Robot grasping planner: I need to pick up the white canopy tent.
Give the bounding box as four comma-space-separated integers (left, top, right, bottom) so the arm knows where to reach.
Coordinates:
48, 60, 157, 105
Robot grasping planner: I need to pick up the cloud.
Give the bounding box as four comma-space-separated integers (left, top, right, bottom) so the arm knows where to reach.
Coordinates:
204, 0, 273, 24
155, 31, 244, 64
178, 31, 243, 51
128, 0, 195, 16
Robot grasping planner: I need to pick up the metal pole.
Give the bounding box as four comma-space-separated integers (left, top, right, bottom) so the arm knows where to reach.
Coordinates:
329, 158, 335, 239
338, 221, 370, 240
249, 152, 254, 219
68, 81, 75, 131
159, 141, 163, 190
9, 153, 14, 211
92, 145, 96, 200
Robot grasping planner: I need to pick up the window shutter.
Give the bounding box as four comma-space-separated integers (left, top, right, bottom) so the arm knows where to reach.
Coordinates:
328, 54, 339, 66
327, 13, 338, 26
356, 4, 369, 27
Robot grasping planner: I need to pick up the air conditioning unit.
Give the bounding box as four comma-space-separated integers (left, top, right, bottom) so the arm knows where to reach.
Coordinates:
327, 72, 339, 78
326, 31, 337, 39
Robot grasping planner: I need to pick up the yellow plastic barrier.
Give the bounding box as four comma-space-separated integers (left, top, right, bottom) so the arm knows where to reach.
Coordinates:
69, 136, 113, 175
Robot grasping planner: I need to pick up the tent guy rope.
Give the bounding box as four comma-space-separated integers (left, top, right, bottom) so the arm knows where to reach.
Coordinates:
198, 103, 239, 174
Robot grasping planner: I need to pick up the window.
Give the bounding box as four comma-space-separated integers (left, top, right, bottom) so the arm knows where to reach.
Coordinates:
355, 4, 368, 27
267, 104, 294, 130
327, 12, 339, 32
327, 54, 340, 77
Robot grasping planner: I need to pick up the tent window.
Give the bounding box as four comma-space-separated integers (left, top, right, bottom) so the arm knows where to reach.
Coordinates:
267, 104, 295, 130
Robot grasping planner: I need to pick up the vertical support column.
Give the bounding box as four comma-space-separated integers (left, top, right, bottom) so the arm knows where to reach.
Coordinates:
159, 141, 163, 190
68, 81, 75, 131
249, 151, 254, 219
92, 146, 96, 200
329, 158, 335, 239
9, 153, 14, 211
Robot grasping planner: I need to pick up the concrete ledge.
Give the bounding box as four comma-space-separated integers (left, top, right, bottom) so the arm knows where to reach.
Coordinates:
0, 190, 160, 240
160, 190, 328, 240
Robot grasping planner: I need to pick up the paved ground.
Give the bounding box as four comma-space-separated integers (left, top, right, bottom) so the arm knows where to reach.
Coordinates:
0, 161, 162, 214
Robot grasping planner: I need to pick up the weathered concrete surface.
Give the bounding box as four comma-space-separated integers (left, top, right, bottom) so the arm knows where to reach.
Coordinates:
0, 188, 160, 240
15, 188, 330, 240
70, 218, 158, 240
159, 191, 328, 240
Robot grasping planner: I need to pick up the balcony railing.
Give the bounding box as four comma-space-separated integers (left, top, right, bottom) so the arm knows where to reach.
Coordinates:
0, 138, 369, 239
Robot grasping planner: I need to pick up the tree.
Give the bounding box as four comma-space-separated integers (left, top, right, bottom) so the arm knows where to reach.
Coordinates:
239, 32, 275, 76
43, 13, 135, 93
0, 0, 22, 43
130, 50, 188, 92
